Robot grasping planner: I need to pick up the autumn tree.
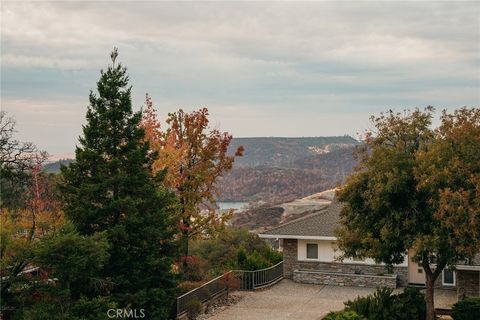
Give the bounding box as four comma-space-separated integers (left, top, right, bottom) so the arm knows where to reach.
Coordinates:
0, 114, 62, 316
141, 97, 243, 257
0, 111, 48, 210
60, 49, 179, 318
336, 107, 480, 320
219, 272, 240, 301
1, 169, 64, 315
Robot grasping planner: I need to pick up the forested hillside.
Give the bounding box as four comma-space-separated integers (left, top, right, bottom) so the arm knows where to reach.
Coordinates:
44, 136, 360, 204
43, 159, 74, 173
227, 136, 359, 167
217, 145, 358, 204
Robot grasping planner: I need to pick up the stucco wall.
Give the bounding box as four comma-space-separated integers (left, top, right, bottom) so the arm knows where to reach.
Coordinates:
297, 239, 408, 266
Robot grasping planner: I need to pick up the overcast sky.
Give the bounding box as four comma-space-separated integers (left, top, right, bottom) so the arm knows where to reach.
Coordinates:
1, 1, 479, 155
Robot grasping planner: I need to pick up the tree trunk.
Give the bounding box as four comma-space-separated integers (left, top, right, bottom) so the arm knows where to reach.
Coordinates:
181, 229, 189, 272
422, 256, 446, 320
425, 274, 435, 320
183, 229, 189, 257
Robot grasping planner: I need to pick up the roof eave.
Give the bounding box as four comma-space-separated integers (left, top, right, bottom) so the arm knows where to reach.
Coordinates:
455, 265, 480, 271
259, 234, 337, 240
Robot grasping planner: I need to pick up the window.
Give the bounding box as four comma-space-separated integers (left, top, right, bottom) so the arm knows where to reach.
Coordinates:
306, 243, 318, 259
442, 269, 455, 286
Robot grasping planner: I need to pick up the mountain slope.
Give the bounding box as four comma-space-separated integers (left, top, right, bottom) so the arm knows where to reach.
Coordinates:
44, 136, 360, 204
217, 145, 357, 203
227, 136, 359, 167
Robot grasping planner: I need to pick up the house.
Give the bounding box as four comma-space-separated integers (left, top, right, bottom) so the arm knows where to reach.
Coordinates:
259, 201, 480, 298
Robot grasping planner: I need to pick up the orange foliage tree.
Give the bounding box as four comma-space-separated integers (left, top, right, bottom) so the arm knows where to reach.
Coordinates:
220, 272, 241, 301
23, 165, 64, 240
1, 162, 63, 303
141, 95, 244, 256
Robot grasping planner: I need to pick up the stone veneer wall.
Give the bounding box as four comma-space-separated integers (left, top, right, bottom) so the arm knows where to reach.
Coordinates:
293, 269, 398, 288
282, 238, 408, 287
457, 270, 480, 298
283, 239, 298, 279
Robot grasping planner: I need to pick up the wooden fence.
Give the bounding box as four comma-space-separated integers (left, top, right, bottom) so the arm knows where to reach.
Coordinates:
176, 262, 283, 317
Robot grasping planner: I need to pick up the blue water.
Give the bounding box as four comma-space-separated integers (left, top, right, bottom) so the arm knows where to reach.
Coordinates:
217, 201, 248, 211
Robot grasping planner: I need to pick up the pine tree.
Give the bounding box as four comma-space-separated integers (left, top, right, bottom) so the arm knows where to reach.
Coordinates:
60, 48, 178, 319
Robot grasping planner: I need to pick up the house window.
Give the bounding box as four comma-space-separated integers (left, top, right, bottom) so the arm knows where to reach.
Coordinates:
442, 269, 455, 286
306, 243, 318, 259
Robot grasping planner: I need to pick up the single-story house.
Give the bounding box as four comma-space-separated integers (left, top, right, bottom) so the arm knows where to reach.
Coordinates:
259, 201, 480, 298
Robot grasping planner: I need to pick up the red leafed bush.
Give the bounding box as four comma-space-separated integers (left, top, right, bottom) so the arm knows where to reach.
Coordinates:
178, 255, 208, 281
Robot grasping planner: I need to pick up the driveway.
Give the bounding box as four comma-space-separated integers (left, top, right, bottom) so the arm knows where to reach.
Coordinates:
207, 279, 457, 320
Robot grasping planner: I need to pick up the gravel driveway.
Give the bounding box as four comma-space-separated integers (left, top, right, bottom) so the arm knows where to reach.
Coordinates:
207, 279, 457, 320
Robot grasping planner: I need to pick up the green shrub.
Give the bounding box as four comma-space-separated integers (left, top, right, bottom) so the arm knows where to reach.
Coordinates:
391, 287, 426, 320
18, 296, 116, 320
190, 227, 282, 277
323, 310, 366, 320
452, 297, 480, 320
345, 287, 394, 320
236, 249, 270, 270
186, 298, 203, 320
345, 287, 425, 320
69, 296, 117, 320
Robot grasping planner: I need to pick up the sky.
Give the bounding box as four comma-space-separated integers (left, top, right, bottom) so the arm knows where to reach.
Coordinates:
1, 1, 479, 156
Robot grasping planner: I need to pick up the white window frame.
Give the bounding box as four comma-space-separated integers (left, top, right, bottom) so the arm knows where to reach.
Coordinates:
442, 269, 456, 286
306, 243, 319, 260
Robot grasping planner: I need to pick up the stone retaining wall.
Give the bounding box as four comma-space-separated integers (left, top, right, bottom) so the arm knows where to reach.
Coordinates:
283, 239, 408, 287
293, 269, 398, 288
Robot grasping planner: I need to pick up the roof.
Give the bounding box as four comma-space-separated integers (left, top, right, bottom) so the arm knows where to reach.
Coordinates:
259, 201, 342, 239
260, 201, 480, 269
456, 253, 480, 270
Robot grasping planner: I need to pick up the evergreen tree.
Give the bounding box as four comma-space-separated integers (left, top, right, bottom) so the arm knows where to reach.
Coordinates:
60, 48, 178, 319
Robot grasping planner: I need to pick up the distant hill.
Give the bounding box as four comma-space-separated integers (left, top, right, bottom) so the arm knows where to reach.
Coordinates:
228, 136, 359, 167
44, 136, 360, 204
43, 159, 74, 173
217, 145, 358, 203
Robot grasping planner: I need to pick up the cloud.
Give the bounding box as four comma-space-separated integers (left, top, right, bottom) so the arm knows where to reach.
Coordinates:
1, 1, 479, 155
1, 98, 87, 154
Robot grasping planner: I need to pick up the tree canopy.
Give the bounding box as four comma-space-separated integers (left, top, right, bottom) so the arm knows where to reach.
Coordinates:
337, 107, 480, 320
141, 96, 243, 257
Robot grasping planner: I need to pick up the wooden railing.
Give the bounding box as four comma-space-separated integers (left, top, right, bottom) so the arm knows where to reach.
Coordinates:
176, 261, 283, 317
234, 261, 284, 290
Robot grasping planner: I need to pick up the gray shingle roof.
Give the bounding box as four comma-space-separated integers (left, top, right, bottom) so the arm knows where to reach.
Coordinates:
261, 201, 480, 267
473, 254, 480, 265
260, 201, 342, 238
461, 253, 480, 267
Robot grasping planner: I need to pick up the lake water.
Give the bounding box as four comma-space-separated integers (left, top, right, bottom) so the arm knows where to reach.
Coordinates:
217, 201, 248, 211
